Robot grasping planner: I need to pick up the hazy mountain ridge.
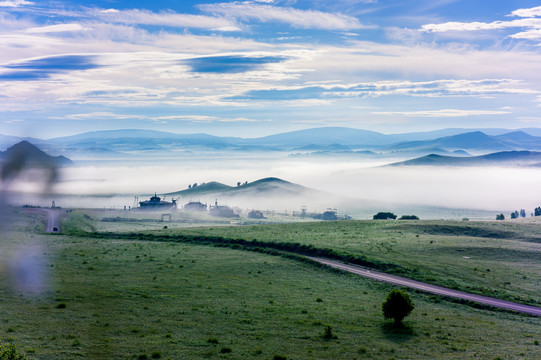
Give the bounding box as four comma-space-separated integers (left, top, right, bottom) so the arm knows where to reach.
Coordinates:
387, 150, 541, 167
2, 127, 541, 158
0, 140, 73, 167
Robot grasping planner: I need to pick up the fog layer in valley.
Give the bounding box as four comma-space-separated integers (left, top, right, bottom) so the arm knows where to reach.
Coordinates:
5, 154, 540, 219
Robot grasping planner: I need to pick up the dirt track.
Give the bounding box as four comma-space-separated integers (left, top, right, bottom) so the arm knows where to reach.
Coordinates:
308, 257, 541, 316
24, 208, 62, 233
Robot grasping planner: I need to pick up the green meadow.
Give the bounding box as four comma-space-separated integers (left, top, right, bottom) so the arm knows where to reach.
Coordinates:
0, 209, 540, 359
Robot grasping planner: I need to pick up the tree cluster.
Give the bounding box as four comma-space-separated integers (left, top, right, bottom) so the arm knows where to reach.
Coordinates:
510, 209, 526, 219
373, 212, 397, 220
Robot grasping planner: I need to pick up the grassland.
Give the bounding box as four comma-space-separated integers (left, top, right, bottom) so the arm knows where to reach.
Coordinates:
0, 209, 540, 359
159, 219, 541, 307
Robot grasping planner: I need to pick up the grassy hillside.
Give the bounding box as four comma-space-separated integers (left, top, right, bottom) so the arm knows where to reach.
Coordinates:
167, 177, 309, 197
159, 219, 541, 307
1, 211, 540, 359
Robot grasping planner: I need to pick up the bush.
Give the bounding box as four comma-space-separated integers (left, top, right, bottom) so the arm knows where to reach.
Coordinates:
496, 214, 505, 221
373, 212, 397, 220
399, 215, 419, 220
220, 347, 232, 354
382, 289, 414, 326
322, 325, 337, 340
0, 341, 27, 360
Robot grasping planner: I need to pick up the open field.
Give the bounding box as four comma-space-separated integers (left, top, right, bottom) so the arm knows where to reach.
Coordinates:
157, 219, 541, 307
0, 209, 540, 359
88, 214, 541, 308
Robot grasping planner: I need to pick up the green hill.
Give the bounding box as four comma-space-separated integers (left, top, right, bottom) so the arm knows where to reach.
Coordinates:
167, 177, 308, 197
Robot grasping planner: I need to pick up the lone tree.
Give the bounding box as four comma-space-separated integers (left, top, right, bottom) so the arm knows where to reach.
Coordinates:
382, 289, 414, 326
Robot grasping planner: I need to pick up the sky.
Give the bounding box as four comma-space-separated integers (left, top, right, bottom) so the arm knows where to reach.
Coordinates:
1, 0, 541, 138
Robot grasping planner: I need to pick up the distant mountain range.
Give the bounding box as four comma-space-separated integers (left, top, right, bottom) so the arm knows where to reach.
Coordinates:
387, 150, 541, 167
2, 127, 541, 162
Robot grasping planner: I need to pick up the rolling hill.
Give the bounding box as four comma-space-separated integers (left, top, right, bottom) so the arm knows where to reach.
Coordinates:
167, 177, 309, 197
387, 150, 541, 167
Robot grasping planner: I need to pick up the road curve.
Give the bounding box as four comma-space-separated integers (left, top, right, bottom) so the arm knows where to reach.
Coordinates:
308, 257, 541, 317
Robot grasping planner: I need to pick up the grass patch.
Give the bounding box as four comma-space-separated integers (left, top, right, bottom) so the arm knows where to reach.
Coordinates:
0, 209, 539, 359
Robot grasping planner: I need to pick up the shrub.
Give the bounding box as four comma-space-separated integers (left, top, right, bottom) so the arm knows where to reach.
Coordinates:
0, 340, 27, 360
399, 215, 419, 220
382, 289, 414, 326
373, 212, 397, 220
220, 347, 232, 354
496, 214, 505, 221
322, 325, 337, 340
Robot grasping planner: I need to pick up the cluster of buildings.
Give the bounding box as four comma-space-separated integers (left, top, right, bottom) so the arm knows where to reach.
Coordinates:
138, 194, 347, 220
139, 194, 249, 218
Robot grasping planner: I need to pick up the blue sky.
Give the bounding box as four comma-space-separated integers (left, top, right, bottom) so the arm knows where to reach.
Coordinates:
1, 0, 541, 138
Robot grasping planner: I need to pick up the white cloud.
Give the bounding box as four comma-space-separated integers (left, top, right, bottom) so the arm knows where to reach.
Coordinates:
0, 0, 33, 7
372, 109, 510, 117
54, 112, 143, 121
509, 29, 541, 40
510, 6, 541, 18
25, 23, 90, 34
92, 8, 241, 32
421, 18, 541, 33
198, 2, 365, 30
52, 113, 261, 123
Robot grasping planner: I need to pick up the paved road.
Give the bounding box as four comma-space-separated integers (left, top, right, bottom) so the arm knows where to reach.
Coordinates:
24, 208, 62, 233
308, 257, 541, 317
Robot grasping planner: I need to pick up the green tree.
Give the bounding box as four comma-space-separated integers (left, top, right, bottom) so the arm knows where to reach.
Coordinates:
373, 212, 397, 220
382, 289, 414, 326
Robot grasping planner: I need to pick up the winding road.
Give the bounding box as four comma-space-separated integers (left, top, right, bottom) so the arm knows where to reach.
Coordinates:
308, 257, 541, 317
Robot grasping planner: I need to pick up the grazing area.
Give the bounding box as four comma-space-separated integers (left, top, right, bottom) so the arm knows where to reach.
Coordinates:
0, 209, 540, 359
139, 218, 541, 308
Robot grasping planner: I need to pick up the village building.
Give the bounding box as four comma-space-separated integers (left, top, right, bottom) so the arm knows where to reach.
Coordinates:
183, 201, 207, 212
139, 193, 177, 210
248, 210, 266, 219
209, 201, 239, 218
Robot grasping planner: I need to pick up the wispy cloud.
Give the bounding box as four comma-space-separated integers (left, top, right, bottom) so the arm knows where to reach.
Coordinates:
421, 5, 541, 42
509, 29, 541, 40
421, 18, 541, 33
230, 79, 536, 101
52, 112, 261, 123
372, 109, 510, 117
0, 0, 33, 7
198, 2, 366, 30
93, 8, 241, 32
25, 23, 90, 34
510, 6, 541, 18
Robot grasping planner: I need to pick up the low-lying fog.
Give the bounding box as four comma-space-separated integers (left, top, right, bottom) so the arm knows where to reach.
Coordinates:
4, 154, 541, 219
